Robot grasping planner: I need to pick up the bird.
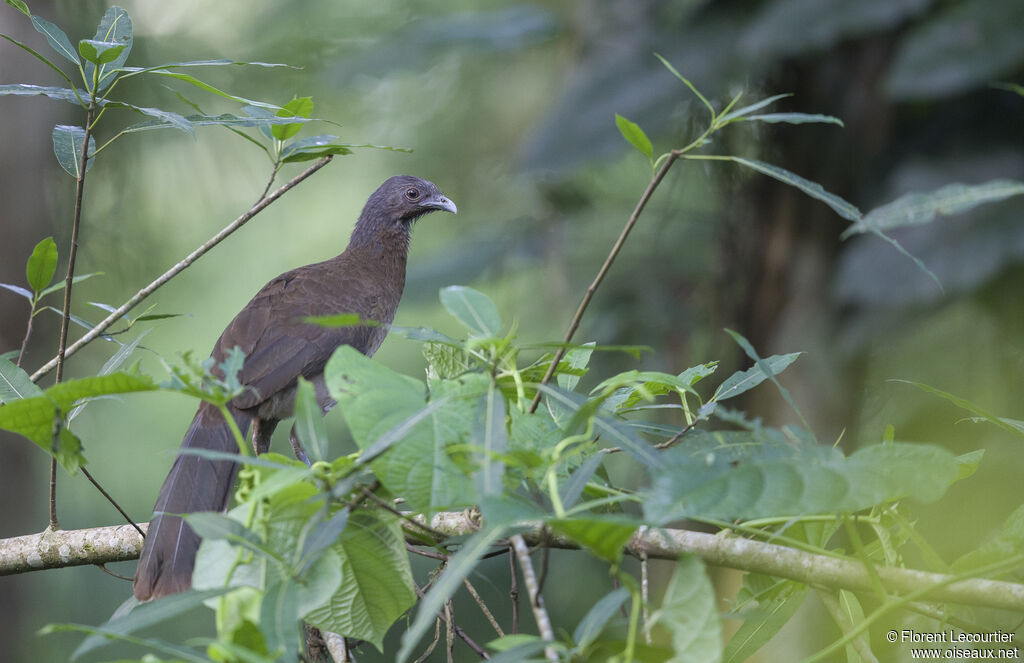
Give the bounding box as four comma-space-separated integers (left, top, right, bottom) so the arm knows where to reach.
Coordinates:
133, 175, 457, 601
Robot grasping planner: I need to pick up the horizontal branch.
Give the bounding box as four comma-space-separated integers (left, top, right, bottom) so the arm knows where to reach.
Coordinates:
3, 515, 1022, 614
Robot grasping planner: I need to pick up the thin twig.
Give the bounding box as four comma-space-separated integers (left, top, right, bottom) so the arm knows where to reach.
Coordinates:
445, 601, 455, 663
528, 149, 682, 414
81, 467, 145, 539
463, 578, 505, 637
510, 534, 558, 661
412, 618, 441, 663
15, 306, 33, 367
816, 587, 880, 663
29, 156, 334, 383
94, 563, 133, 581
362, 486, 448, 540
509, 543, 519, 634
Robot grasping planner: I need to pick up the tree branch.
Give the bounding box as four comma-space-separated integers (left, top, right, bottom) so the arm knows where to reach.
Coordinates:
3, 515, 1023, 614
29, 156, 334, 383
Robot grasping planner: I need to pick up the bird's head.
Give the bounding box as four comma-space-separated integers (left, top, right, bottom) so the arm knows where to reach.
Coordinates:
361, 175, 457, 227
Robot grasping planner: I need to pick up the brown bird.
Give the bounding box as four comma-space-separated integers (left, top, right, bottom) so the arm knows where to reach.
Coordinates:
134, 175, 457, 601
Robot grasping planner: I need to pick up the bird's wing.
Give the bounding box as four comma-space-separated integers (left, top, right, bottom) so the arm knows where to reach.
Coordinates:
212, 260, 382, 412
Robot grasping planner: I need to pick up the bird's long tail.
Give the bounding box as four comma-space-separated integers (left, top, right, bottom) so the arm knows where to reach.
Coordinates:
133, 402, 252, 601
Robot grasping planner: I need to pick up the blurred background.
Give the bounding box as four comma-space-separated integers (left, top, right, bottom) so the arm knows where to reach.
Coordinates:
1, 0, 1022, 661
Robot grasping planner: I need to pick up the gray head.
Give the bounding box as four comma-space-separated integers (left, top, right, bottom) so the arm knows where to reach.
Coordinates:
357, 175, 457, 231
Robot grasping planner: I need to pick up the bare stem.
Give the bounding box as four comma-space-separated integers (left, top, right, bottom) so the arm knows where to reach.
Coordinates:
15, 306, 33, 367
30, 156, 334, 383
528, 150, 682, 413
510, 533, 558, 661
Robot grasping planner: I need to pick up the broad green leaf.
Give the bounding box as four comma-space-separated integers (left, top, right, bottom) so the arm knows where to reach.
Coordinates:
720, 156, 862, 221
295, 510, 349, 573
615, 113, 653, 160
0, 372, 156, 472
77, 39, 123, 65
292, 376, 328, 463
712, 352, 801, 402
0, 357, 42, 403
549, 515, 638, 564
716, 93, 791, 125
51, 125, 96, 178
305, 510, 416, 651
653, 556, 722, 663
183, 512, 275, 561
325, 346, 475, 514
69, 589, 229, 660
25, 235, 58, 292
843, 180, 1024, 237
280, 134, 354, 162
0, 83, 83, 106
272, 96, 313, 140
744, 112, 844, 127
574, 587, 630, 650
439, 285, 502, 337
30, 14, 78, 65
724, 576, 807, 663
397, 525, 507, 663
85, 6, 132, 91
953, 449, 985, 482
645, 441, 959, 523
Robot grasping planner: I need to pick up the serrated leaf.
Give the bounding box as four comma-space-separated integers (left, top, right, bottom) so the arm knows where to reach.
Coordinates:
52, 125, 96, 178
86, 6, 132, 91
30, 14, 78, 65
0, 372, 156, 473
615, 113, 653, 160
654, 556, 722, 663
722, 156, 862, 221
645, 441, 959, 523
712, 352, 801, 402
843, 180, 1024, 237
305, 510, 416, 651
293, 376, 328, 463
25, 236, 58, 292
0, 357, 42, 403
439, 285, 502, 337
550, 515, 638, 564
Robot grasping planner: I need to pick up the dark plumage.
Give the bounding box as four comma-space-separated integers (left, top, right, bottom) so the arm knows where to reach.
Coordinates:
134, 175, 456, 601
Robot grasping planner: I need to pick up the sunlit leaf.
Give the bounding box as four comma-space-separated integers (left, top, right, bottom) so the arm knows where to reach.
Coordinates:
25, 236, 58, 292
615, 113, 653, 160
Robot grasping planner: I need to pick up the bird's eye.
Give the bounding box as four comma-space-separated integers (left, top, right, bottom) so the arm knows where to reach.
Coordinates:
405, 188, 420, 200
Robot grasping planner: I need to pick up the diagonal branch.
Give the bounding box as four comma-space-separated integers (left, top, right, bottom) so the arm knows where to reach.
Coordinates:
29, 156, 334, 383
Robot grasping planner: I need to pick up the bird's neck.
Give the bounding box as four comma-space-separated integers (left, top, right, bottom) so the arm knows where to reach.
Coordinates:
339, 224, 410, 289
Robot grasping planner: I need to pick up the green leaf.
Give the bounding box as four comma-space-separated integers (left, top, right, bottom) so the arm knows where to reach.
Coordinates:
744, 112, 844, 127
51, 125, 96, 178
280, 134, 354, 162
0, 83, 83, 106
0, 357, 42, 403
38, 271, 102, 298
0, 282, 32, 300
473, 383, 507, 497
0, 372, 156, 473
30, 14, 79, 65
550, 515, 638, 564
712, 352, 801, 402
716, 93, 791, 125
724, 577, 807, 663
397, 525, 507, 663
272, 96, 313, 140
260, 578, 301, 660
720, 156, 862, 222
615, 113, 653, 160
138, 69, 282, 110
654, 52, 714, 120
843, 180, 1024, 237
653, 556, 722, 663
68, 330, 151, 423
0, 33, 80, 93
645, 441, 959, 523
6, 0, 30, 17
894, 380, 1024, 440
85, 6, 132, 91
183, 512, 276, 561
293, 376, 328, 463
952, 503, 1024, 576
439, 285, 503, 337
77, 39, 123, 65
305, 510, 416, 651
103, 101, 194, 136
574, 587, 629, 650
557, 341, 595, 391
25, 236, 58, 292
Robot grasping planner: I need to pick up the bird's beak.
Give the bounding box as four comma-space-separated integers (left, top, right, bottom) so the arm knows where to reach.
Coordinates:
425, 194, 457, 215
